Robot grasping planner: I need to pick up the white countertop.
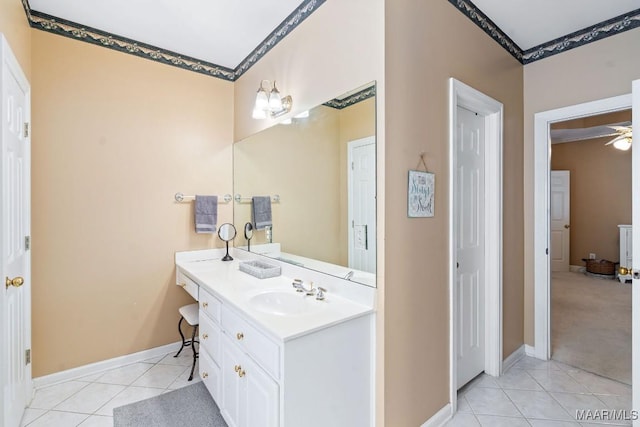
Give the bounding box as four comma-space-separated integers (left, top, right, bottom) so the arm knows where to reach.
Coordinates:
176, 251, 374, 342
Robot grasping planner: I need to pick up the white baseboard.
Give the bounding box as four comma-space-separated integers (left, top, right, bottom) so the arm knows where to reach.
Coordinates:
524, 344, 536, 357
33, 341, 181, 389
570, 265, 585, 273
503, 345, 525, 371
420, 403, 452, 427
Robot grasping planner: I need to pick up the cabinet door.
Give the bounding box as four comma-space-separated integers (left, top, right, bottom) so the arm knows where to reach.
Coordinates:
243, 356, 279, 427
221, 335, 244, 427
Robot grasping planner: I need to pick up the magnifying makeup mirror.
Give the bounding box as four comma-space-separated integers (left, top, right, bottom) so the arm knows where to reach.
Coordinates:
218, 223, 237, 261
244, 222, 254, 252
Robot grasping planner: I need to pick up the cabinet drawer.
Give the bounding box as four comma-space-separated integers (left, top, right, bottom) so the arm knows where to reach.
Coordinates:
199, 288, 221, 324
176, 270, 199, 301
199, 309, 221, 364
199, 349, 221, 404
221, 305, 280, 380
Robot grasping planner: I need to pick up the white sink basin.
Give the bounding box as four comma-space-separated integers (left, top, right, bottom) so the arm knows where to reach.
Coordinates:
249, 291, 317, 316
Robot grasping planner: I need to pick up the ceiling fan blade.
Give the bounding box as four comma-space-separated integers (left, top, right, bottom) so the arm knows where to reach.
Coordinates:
604, 135, 626, 145
551, 126, 620, 143
607, 125, 632, 132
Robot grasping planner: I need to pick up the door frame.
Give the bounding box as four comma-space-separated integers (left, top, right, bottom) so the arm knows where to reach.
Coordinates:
533, 94, 631, 360
448, 78, 503, 410
0, 33, 32, 425
347, 136, 376, 271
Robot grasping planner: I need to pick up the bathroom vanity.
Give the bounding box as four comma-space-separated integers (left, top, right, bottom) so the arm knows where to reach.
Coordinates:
175, 249, 375, 427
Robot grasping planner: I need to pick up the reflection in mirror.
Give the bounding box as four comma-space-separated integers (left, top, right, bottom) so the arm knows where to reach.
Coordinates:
244, 222, 254, 251
234, 82, 376, 287
218, 223, 237, 261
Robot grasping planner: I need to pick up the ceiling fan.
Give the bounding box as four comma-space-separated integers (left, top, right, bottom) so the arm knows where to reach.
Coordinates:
550, 121, 633, 151
603, 124, 633, 151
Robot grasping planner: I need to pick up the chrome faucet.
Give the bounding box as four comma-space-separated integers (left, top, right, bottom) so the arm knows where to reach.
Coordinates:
344, 271, 354, 281
292, 279, 316, 295
316, 287, 327, 301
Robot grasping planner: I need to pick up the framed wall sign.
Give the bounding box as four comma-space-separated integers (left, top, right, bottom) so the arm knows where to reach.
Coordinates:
408, 170, 434, 217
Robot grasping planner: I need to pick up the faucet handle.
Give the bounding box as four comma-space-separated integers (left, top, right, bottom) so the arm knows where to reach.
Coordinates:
292, 279, 304, 292
316, 287, 327, 300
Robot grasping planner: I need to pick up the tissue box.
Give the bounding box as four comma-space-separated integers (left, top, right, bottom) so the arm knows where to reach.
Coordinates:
239, 260, 281, 279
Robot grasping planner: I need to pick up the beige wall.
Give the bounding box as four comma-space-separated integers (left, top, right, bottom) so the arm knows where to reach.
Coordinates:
0, 0, 31, 79
31, 31, 233, 376
384, 1, 524, 425
551, 138, 631, 265
523, 28, 640, 345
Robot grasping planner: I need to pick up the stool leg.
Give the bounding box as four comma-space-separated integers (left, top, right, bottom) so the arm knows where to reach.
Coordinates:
174, 317, 186, 358
188, 325, 199, 381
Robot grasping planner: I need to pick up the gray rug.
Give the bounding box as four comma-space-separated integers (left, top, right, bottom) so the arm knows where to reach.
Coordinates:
113, 382, 228, 427
551, 271, 631, 385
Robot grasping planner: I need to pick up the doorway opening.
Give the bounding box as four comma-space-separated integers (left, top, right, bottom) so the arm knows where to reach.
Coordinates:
448, 78, 503, 413
548, 110, 632, 385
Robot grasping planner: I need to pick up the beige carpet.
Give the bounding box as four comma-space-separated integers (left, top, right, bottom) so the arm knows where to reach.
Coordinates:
551, 271, 631, 385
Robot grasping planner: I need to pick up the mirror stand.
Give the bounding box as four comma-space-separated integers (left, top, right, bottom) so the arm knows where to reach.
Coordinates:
218, 223, 237, 262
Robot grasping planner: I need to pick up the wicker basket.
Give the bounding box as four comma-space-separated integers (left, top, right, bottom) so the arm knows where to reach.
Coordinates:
584, 259, 616, 275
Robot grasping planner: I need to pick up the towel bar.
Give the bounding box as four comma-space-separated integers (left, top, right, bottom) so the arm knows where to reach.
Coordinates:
175, 193, 233, 203
234, 194, 280, 203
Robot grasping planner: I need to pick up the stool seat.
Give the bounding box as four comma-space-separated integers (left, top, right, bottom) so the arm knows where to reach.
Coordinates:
179, 303, 199, 326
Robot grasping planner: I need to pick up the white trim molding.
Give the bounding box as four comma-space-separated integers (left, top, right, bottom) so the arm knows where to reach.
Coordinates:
525, 345, 536, 357
33, 341, 181, 389
449, 78, 504, 411
503, 345, 525, 372
420, 403, 452, 427
533, 94, 631, 361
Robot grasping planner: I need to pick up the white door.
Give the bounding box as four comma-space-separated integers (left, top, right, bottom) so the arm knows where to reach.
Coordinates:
631, 79, 639, 426
550, 171, 570, 272
220, 335, 242, 427
455, 106, 486, 389
348, 137, 376, 274
1, 35, 31, 427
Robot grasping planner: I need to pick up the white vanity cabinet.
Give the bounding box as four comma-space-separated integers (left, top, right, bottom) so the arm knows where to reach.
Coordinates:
175, 260, 374, 427
220, 333, 279, 427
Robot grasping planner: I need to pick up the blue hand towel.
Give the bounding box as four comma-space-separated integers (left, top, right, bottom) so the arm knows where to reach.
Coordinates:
195, 195, 217, 234
252, 196, 272, 230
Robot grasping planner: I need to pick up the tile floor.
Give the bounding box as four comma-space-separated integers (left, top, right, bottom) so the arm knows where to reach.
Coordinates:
22, 354, 633, 427
21, 351, 200, 427
447, 356, 633, 426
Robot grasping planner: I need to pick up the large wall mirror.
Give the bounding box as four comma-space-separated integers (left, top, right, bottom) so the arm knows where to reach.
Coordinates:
234, 82, 377, 287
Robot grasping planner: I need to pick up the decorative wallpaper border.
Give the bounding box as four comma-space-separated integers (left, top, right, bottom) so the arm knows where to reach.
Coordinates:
448, 0, 640, 65
522, 9, 640, 64
233, 0, 326, 79
20, 0, 640, 78
323, 85, 376, 110
447, 0, 523, 63
21, 0, 325, 81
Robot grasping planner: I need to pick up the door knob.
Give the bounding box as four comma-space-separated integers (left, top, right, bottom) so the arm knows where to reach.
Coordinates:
564, 224, 570, 229
5, 276, 24, 289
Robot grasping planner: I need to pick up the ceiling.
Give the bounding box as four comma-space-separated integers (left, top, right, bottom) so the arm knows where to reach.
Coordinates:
28, 0, 304, 69
471, 0, 640, 50
25, 0, 640, 75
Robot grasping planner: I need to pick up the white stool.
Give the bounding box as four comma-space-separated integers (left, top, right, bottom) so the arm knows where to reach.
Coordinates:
174, 303, 199, 381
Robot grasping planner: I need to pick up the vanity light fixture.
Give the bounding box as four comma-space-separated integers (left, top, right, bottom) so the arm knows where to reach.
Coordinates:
252, 80, 292, 119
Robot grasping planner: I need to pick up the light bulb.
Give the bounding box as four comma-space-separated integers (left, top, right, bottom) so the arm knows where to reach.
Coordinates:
252, 106, 267, 120
255, 86, 269, 111
269, 82, 283, 111
613, 137, 632, 151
